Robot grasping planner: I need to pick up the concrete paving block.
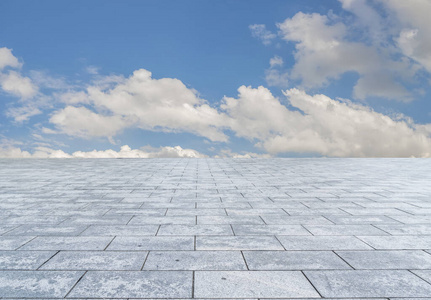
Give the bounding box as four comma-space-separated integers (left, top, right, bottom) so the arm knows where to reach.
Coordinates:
243, 250, 351, 270
0, 270, 84, 297
68, 271, 192, 298
358, 235, 431, 249
194, 271, 320, 298
232, 224, 311, 235
40, 251, 148, 270
305, 270, 431, 297
143, 251, 247, 270
18, 236, 113, 251
277, 236, 373, 250
80, 225, 159, 236
157, 224, 233, 235
0, 250, 56, 270
107, 236, 194, 250
0, 236, 34, 250
196, 236, 284, 250
336, 250, 431, 269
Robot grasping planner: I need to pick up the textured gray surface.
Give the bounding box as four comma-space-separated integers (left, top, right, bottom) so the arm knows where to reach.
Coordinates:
0, 158, 431, 299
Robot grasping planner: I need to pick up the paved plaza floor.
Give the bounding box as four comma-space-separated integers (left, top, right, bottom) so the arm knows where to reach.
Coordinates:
0, 158, 431, 299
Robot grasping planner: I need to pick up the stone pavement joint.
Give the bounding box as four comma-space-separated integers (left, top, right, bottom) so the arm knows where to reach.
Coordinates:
0, 158, 431, 299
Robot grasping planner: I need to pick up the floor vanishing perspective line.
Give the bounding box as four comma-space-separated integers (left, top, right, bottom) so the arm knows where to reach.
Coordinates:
0, 158, 431, 299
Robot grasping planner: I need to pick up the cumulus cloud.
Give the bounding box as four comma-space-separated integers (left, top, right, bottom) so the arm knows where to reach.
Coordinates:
249, 24, 276, 45
221, 86, 431, 157
48, 69, 229, 142
0, 71, 38, 99
0, 145, 207, 158
0, 47, 21, 70
48, 106, 133, 141
265, 56, 289, 87
215, 149, 272, 158
0, 48, 46, 122
277, 11, 413, 101
381, 0, 431, 72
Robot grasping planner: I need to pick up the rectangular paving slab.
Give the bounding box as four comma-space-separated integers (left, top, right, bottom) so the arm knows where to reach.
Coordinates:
0, 250, 56, 270
18, 236, 113, 251
277, 236, 373, 250
67, 270, 192, 298
0, 270, 84, 297
107, 236, 194, 250
194, 270, 320, 298
143, 250, 247, 270
40, 250, 148, 270
336, 250, 431, 269
243, 250, 351, 270
305, 270, 431, 297
196, 236, 285, 250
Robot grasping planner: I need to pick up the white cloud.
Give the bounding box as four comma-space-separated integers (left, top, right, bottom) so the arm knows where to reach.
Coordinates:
269, 56, 283, 67
380, 0, 431, 72
0, 144, 207, 158
222, 85, 431, 157
277, 11, 415, 101
0, 47, 21, 70
265, 56, 289, 87
86, 65, 99, 75
0, 71, 38, 99
49, 69, 229, 142
48, 106, 132, 140
29, 70, 70, 90
6, 105, 42, 123
215, 149, 272, 158
249, 24, 276, 45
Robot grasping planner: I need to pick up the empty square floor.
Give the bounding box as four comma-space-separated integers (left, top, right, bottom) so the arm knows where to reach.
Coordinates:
0, 158, 431, 299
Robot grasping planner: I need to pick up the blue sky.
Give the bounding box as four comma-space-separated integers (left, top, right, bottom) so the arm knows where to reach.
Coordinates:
1, 0, 431, 158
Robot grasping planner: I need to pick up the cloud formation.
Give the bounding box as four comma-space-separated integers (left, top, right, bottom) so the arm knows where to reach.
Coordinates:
48, 69, 229, 142
222, 86, 431, 157
0, 145, 207, 158
249, 24, 276, 45
277, 11, 414, 101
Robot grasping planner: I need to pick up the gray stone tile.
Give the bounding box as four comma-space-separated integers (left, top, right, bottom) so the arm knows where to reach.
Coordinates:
167, 208, 227, 216
358, 235, 431, 249
0, 236, 34, 250
326, 215, 401, 224
411, 270, 431, 284
80, 225, 159, 236
19, 236, 113, 250
194, 271, 320, 298
197, 215, 264, 224
0, 250, 56, 270
232, 224, 311, 235
336, 250, 431, 269
0, 270, 84, 297
40, 251, 147, 270
244, 250, 351, 270
304, 224, 388, 235
376, 224, 431, 235
226, 208, 287, 215
305, 270, 431, 297
261, 215, 334, 225
0, 225, 18, 235
196, 236, 284, 250
158, 225, 233, 235
68, 271, 192, 298
143, 251, 246, 270
129, 216, 196, 225
62, 215, 132, 225
277, 236, 372, 250
6, 225, 88, 236
107, 236, 194, 250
